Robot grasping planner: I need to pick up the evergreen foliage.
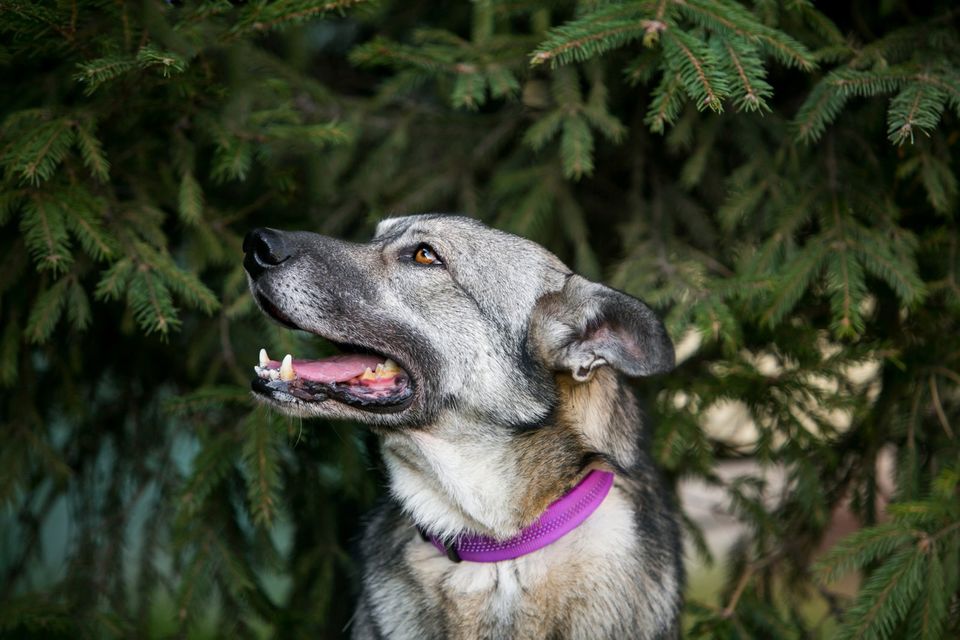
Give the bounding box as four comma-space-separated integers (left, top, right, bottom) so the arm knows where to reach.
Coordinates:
0, 1, 958, 637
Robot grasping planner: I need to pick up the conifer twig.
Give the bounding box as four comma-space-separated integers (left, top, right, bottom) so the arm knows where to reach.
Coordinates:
929, 375, 955, 439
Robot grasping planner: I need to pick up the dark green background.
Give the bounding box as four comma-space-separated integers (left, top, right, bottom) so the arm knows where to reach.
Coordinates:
1, 1, 958, 638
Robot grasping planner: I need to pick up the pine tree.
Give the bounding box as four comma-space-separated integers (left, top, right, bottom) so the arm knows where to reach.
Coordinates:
0, 1, 958, 637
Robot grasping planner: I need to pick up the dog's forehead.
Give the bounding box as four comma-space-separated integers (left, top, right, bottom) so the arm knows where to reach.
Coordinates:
374, 214, 492, 243
374, 215, 565, 266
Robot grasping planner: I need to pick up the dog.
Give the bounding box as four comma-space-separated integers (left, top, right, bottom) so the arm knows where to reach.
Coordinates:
243, 214, 683, 639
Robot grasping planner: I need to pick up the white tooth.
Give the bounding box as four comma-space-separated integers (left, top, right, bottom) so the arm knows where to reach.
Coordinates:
382, 359, 400, 373
360, 367, 376, 381
280, 354, 296, 381
270, 369, 279, 380
374, 363, 384, 379
259, 348, 269, 367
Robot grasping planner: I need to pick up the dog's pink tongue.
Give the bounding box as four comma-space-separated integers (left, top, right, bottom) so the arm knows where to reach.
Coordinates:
268, 354, 384, 383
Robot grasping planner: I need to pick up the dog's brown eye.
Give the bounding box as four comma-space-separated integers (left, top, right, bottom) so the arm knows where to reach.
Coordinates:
414, 245, 441, 265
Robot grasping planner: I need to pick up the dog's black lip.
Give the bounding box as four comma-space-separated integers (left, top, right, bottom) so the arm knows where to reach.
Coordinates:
250, 376, 415, 413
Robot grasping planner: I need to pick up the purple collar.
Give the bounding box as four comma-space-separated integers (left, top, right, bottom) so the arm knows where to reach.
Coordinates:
424, 470, 615, 563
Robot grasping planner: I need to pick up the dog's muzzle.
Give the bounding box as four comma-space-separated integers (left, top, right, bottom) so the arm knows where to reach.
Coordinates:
243, 228, 416, 412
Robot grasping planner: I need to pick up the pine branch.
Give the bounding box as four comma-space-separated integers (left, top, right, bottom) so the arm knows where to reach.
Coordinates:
73, 118, 110, 182
915, 70, 960, 119
241, 410, 283, 528
94, 258, 134, 302
135, 45, 187, 78
716, 39, 772, 112
906, 552, 948, 640
754, 28, 816, 72
916, 152, 957, 216
817, 523, 915, 584
825, 244, 868, 338
135, 243, 220, 315
645, 71, 685, 133
486, 65, 520, 99
451, 72, 487, 110
887, 83, 946, 145
263, 122, 350, 147
717, 163, 767, 229
74, 55, 137, 95
3, 117, 75, 184
25, 277, 69, 343
66, 278, 91, 332
678, 0, 815, 70
793, 82, 850, 143
760, 238, 828, 327
64, 191, 115, 261
836, 548, 926, 640
20, 194, 72, 274
523, 111, 564, 151
560, 114, 594, 180
583, 74, 628, 142
176, 434, 238, 522
662, 29, 728, 112
211, 134, 253, 184
128, 270, 181, 336
827, 66, 916, 98
350, 36, 454, 74
229, 0, 373, 37
529, 2, 659, 67
178, 172, 203, 226
791, 2, 847, 46
853, 226, 926, 306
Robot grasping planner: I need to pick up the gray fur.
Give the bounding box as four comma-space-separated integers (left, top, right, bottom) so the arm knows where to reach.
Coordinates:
245, 214, 683, 639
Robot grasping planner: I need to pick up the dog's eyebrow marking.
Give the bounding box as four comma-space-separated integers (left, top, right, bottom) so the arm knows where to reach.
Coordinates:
372, 224, 410, 245
375, 223, 441, 251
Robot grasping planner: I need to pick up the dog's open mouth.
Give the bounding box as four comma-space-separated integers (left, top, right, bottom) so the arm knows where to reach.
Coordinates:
251, 348, 414, 410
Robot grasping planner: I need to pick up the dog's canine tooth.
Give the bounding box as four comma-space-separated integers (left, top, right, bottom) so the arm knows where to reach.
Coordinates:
382, 359, 400, 373
259, 348, 270, 367
280, 354, 296, 381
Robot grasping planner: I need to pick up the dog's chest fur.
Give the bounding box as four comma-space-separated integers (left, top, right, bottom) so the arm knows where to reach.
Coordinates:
354, 478, 680, 640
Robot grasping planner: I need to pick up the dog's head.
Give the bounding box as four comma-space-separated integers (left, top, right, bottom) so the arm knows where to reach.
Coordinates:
244, 215, 674, 431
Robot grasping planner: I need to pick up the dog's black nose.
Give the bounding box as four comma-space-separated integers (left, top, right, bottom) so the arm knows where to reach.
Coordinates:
243, 228, 291, 278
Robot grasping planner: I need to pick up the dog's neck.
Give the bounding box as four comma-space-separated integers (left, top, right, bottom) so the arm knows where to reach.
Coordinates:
380, 369, 641, 540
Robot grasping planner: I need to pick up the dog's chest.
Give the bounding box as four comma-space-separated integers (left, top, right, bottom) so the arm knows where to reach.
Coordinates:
400, 543, 593, 638
387, 488, 675, 640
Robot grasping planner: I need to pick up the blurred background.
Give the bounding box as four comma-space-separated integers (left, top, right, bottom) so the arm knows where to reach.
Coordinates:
1, 1, 958, 638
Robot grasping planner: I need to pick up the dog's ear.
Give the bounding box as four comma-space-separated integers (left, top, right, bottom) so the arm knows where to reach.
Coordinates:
529, 275, 674, 382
